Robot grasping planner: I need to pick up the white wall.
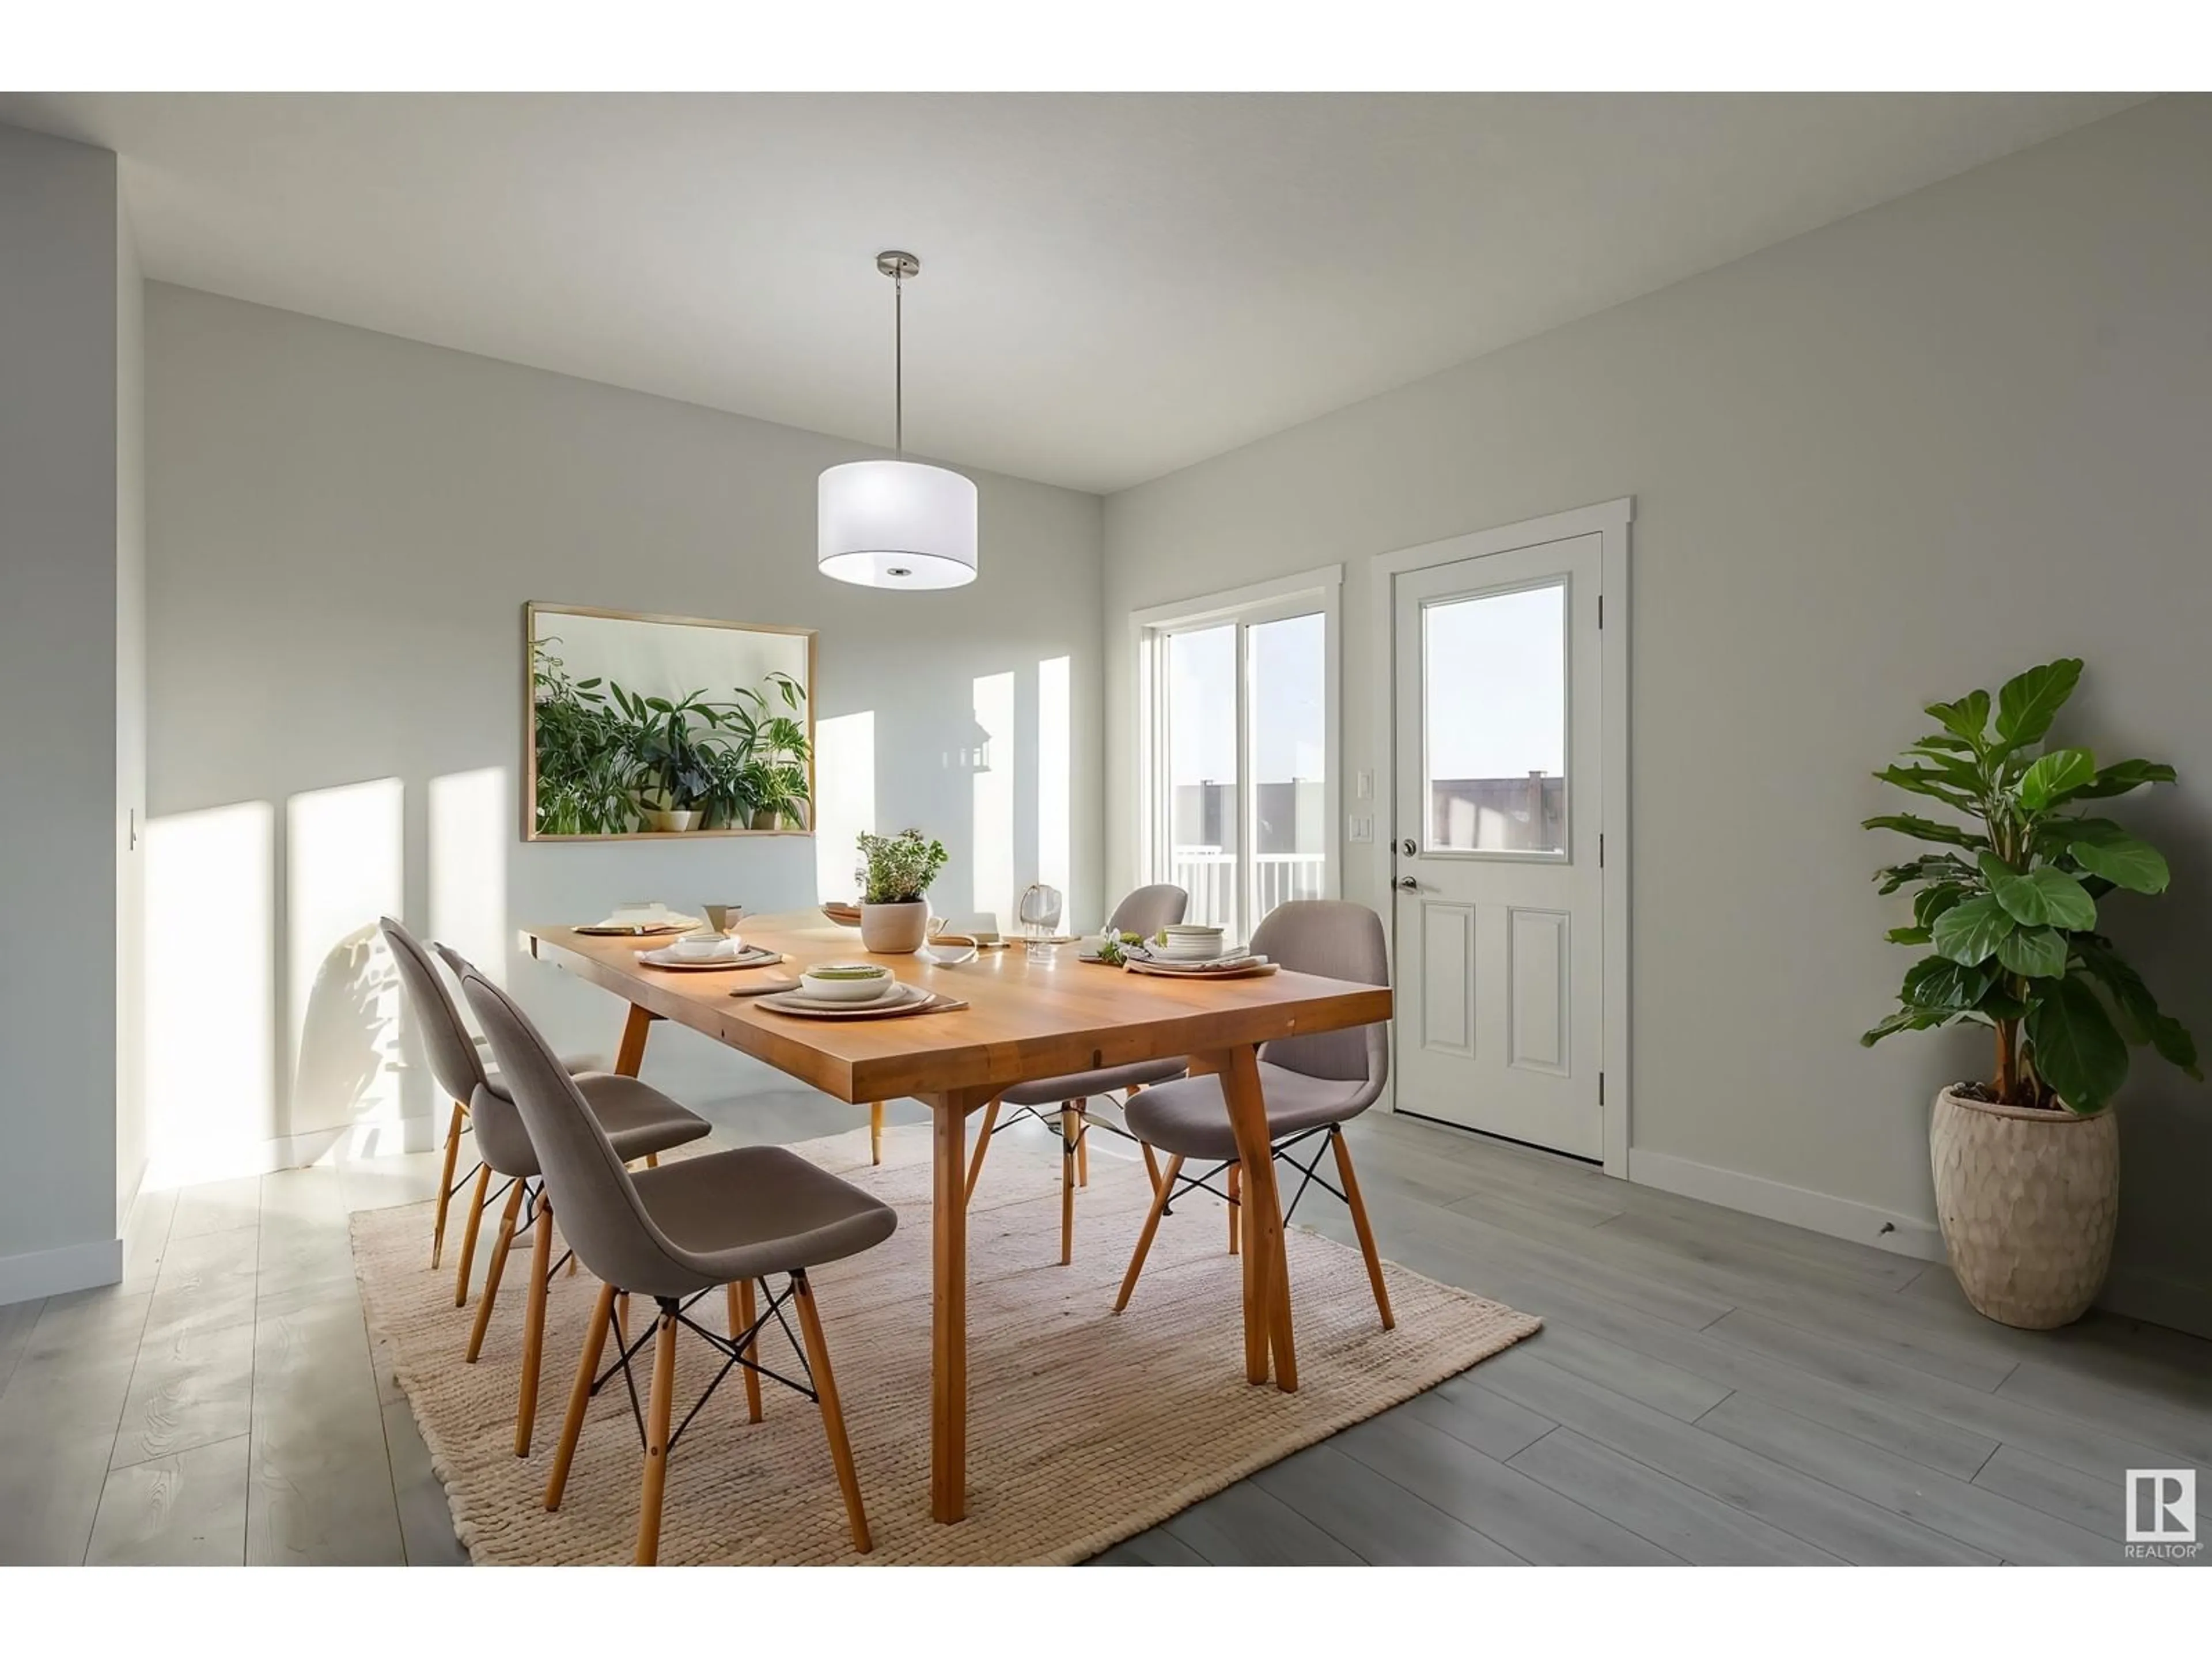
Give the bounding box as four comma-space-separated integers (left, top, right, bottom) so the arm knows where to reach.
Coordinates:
1103, 96, 2212, 1333
145, 286, 1104, 1172
0, 126, 127, 1300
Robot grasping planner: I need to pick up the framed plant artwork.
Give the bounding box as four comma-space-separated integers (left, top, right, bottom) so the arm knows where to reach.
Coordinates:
524, 601, 817, 842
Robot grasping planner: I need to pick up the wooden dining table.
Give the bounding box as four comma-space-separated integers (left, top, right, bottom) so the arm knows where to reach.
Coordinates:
522, 911, 1393, 1524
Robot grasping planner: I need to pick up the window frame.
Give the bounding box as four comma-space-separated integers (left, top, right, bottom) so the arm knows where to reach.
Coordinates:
1131, 565, 1343, 935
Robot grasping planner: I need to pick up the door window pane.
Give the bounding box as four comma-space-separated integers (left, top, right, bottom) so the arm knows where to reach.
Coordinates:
1248, 611, 1327, 926
1165, 624, 1239, 931
1423, 583, 1567, 854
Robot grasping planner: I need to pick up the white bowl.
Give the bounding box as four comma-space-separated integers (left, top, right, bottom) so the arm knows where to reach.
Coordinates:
919, 941, 979, 967
664, 934, 740, 961
800, 963, 896, 1002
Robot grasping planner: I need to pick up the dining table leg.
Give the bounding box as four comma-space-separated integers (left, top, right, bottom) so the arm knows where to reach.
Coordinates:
1214, 1044, 1297, 1392
612, 1003, 657, 1077
929, 1097, 969, 1522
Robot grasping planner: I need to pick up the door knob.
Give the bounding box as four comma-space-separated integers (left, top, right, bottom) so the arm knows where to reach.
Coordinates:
1399, 838, 1418, 857
1394, 877, 1419, 892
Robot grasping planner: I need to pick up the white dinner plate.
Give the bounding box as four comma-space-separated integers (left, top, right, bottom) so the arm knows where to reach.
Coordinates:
755, 982, 955, 1018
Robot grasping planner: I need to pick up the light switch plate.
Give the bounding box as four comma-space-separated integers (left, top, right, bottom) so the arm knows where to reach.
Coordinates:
1355, 769, 1374, 800
1348, 815, 1373, 843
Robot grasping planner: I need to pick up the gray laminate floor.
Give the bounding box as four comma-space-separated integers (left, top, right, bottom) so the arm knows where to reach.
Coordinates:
2, 1099, 2203, 1566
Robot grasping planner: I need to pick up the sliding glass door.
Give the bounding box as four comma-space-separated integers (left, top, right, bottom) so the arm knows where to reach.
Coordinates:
1143, 585, 1335, 941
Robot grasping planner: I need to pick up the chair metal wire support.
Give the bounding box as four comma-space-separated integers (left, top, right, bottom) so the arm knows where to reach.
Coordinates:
597, 1277, 819, 1454
507, 1179, 574, 1282
1154, 1124, 1342, 1226
446, 1158, 485, 1206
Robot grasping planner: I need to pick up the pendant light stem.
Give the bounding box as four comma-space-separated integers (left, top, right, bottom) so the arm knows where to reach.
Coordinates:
893, 271, 903, 457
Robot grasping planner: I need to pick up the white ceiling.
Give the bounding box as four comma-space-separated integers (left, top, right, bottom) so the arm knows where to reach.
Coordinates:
0, 92, 2147, 493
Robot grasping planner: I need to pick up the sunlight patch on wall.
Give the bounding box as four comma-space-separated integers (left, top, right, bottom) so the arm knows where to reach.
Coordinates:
430, 767, 508, 982
1037, 655, 1071, 919
288, 777, 404, 1138
972, 671, 1016, 924
813, 711, 876, 903
145, 801, 274, 1184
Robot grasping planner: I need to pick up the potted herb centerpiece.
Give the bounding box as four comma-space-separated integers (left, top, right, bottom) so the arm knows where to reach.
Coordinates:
1863, 658, 2198, 1328
857, 829, 949, 954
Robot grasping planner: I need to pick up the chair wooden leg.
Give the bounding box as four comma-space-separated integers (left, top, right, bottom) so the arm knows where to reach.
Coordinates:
615, 1291, 630, 1346
1141, 1141, 1163, 1197
732, 1279, 762, 1423
1227, 1161, 1241, 1256
453, 1165, 492, 1306
545, 1280, 615, 1512
430, 1100, 465, 1268
963, 1100, 1000, 1205
791, 1271, 872, 1554
1076, 1109, 1089, 1187
1114, 1154, 1183, 1313
636, 1305, 678, 1566
467, 1179, 527, 1362
644, 1152, 658, 1169
869, 1101, 884, 1165
1331, 1128, 1395, 1331
515, 1188, 555, 1455
1060, 1106, 1079, 1266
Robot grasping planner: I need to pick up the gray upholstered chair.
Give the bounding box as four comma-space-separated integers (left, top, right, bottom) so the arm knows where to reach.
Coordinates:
963, 883, 1189, 1264
1114, 899, 1395, 1330
380, 919, 711, 1458
460, 966, 893, 1563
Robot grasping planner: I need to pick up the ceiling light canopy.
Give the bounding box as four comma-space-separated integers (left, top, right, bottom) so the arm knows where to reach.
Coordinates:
817, 251, 978, 590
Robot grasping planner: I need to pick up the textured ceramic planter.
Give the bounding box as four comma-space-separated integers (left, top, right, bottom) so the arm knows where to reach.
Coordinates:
643, 807, 701, 832
859, 900, 931, 954
1929, 1085, 2119, 1330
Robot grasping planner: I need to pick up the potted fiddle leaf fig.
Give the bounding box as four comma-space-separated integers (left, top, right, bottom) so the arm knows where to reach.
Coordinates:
857, 828, 948, 953
1863, 657, 2198, 1329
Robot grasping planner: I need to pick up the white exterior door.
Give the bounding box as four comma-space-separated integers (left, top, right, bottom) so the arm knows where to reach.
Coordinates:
1391, 533, 1604, 1159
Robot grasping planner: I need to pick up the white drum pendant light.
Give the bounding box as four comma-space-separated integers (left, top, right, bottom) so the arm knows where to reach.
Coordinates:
817, 251, 979, 589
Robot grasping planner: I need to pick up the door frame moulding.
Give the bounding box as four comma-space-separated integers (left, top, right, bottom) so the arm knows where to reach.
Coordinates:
1369, 498, 1633, 1177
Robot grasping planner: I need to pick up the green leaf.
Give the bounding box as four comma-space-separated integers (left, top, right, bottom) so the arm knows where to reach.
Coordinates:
1886, 926, 1931, 945
2075, 942, 2202, 1080
1861, 1006, 1964, 1046
1874, 853, 1974, 895
2025, 975, 2128, 1112
1925, 690, 1991, 744
2017, 747, 2097, 810
2069, 834, 2169, 895
1994, 658, 2082, 748
1908, 733, 1979, 757
1930, 896, 2014, 967
2033, 815, 2131, 857
1873, 766, 1981, 812
1995, 926, 2067, 979
1914, 884, 1969, 929
1862, 814, 1986, 851
1984, 863, 2097, 931
1903, 954, 1995, 1009
2069, 757, 2179, 800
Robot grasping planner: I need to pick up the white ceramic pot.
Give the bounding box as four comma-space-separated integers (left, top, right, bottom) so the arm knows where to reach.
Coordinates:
1929, 1085, 2119, 1330
643, 807, 701, 833
859, 900, 931, 954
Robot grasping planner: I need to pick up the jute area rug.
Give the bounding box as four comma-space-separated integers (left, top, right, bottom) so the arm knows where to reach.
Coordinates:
352, 1121, 1540, 1565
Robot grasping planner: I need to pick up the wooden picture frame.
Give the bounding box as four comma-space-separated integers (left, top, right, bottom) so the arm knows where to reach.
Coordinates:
523, 601, 819, 842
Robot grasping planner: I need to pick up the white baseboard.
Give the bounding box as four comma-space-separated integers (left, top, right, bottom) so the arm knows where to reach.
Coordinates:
145, 1113, 442, 1191
1627, 1147, 1946, 1262
1627, 1146, 2211, 1340
0, 1236, 124, 1307
2100, 1262, 2212, 1342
